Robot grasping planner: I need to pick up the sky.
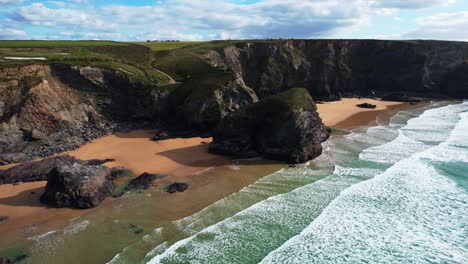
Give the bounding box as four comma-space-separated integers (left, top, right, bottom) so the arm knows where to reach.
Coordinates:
0, 0, 467, 41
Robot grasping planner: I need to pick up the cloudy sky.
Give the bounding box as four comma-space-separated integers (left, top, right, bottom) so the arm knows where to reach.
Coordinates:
0, 0, 467, 41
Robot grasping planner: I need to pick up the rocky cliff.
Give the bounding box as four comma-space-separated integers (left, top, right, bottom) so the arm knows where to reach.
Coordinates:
208, 40, 468, 100
1, 40, 468, 163
209, 88, 329, 163
0, 64, 164, 163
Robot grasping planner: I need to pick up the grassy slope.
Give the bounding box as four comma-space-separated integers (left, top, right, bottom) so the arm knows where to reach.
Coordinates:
0, 41, 172, 87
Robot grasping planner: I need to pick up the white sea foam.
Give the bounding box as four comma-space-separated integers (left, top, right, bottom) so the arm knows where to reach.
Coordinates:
262, 102, 468, 264
143, 102, 442, 264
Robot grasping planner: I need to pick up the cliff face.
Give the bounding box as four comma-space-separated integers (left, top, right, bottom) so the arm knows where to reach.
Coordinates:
1, 40, 468, 163
0, 64, 163, 163
209, 88, 329, 163
208, 40, 468, 100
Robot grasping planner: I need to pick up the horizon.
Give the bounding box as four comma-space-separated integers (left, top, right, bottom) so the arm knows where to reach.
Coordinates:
0, 0, 467, 41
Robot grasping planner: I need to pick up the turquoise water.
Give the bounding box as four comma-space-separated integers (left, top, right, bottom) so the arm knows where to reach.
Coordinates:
14, 101, 468, 263
144, 101, 468, 264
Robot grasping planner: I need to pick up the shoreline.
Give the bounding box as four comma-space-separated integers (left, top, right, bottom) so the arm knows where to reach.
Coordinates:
0, 98, 416, 243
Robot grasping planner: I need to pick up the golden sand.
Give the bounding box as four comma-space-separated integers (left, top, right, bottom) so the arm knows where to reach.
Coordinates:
0, 98, 406, 234
317, 98, 403, 127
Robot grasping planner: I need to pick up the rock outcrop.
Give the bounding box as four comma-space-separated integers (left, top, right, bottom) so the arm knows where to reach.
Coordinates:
167, 182, 189, 194
126, 172, 157, 190
40, 158, 114, 208
0, 64, 163, 164
0, 155, 114, 184
356, 103, 377, 109
209, 88, 329, 163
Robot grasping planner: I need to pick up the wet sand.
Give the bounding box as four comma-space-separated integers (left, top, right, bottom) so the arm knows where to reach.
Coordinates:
0, 98, 409, 240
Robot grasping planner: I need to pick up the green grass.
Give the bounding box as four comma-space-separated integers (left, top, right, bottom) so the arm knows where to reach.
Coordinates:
252, 88, 316, 114
133, 41, 206, 52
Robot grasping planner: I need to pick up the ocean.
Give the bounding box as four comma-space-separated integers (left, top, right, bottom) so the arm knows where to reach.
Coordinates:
11, 101, 468, 263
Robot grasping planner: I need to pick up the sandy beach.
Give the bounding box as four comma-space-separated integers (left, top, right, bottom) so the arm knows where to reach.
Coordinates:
317, 98, 404, 127
0, 98, 406, 237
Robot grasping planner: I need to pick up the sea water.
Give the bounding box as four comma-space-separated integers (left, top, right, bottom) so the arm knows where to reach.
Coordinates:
144, 101, 468, 264
14, 101, 468, 263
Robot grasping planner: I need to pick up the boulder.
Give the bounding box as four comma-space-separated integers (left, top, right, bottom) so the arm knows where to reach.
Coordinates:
209, 88, 329, 164
0, 156, 62, 184
356, 103, 377, 109
40, 159, 114, 208
167, 183, 189, 194
0, 153, 27, 166
0, 258, 12, 264
126, 172, 157, 190
0, 155, 116, 184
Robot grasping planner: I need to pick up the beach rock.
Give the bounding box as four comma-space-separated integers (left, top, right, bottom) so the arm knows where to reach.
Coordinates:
167, 183, 189, 194
85, 158, 115, 166
356, 103, 377, 109
40, 159, 114, 209
110, 166, 127, 179
126, 172, 157, 190
0, 216, 8, 223
0, 156, 63, 184
0, 153, 27, 165
128, 224, 144, 235
0, 258, 12, 264
152, 130, 170, 141
0, 155, 116, 184
210, 88, 329, 164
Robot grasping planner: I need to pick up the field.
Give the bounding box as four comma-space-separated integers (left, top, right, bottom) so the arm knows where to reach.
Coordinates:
133, 41, 206, 52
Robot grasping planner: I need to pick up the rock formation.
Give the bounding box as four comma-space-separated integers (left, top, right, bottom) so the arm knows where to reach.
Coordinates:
1, 40, 468, 164
167, 182, 189, 194
209, 88, 329, 163
40, 158, 114, 208
0, 155, 114, 184
356, 103, 377, 109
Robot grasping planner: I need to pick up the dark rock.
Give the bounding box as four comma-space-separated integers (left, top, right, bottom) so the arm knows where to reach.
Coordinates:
128, 224, 144, 235
0, 156, 66, 184
0, 153, 27, 165
0, 258, 12, 264
84, 158, 115, 166
381, 93, 421, 103
0, 156, 118, 185
152, 130, 170, 141
356, 103, 377, 109
167, 183, 189, 194
110, 166, 127, 179
0, 216, 8, 223
126, 172, 157, 190
209, 88, 329, 164
40, 159, 114, 209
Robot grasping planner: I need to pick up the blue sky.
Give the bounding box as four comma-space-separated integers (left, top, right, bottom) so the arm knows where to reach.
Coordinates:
0, 0, 467, 41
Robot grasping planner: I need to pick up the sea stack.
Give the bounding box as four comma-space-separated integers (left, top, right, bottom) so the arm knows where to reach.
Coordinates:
209, 88, 329, 164
40, 158, 114, 209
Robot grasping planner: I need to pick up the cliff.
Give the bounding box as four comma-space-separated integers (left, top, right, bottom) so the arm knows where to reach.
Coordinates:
1, 39, 468, 163
208, 40, 468, 101
209, 88, 329, 163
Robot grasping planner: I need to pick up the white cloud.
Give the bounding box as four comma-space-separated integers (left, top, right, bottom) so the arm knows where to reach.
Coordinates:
404, 11, 468, 41
8, 0, 371, 40
370, 0, 456, 9
0, 26, 26, 39
0, 0, 22, 4
1, 0, 464, 41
